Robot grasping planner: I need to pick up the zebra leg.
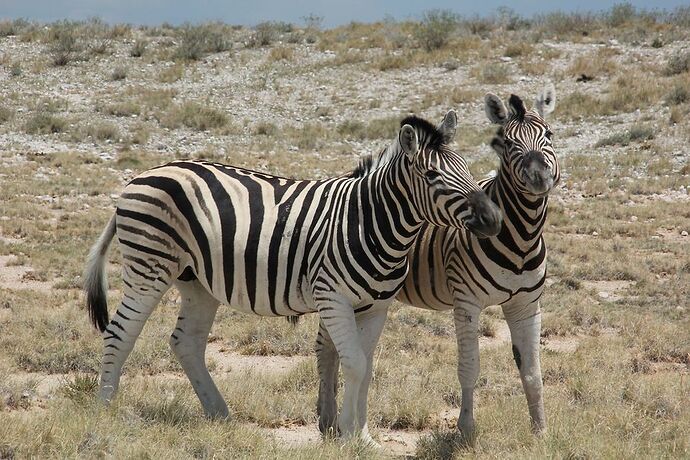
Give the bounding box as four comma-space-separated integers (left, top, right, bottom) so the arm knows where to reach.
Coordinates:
316, 298, 367, 440
170, 279, 228, 419
453, 302, 482, 442
99, 265, 171, 405
503, 301, 546, 434
354, 308, 388, 446
315, 318, 340, 436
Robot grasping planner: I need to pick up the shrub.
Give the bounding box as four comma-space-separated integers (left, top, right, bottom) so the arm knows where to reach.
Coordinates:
608, 2, 637, 27
250, 21, 293, 47
665, 86, 689, 105
415, 9, 459, 51
472, 63, 511, 84
174, 23, 231, 61
48, 23, 82, 66
24, 113, 67, 134
130, 39, 147, 57
664, 51, 690, 76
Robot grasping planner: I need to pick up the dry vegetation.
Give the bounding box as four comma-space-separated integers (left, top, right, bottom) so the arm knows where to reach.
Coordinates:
0, 4, 689, 458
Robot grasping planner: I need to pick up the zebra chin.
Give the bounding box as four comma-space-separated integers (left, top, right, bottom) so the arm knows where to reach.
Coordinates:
463, 191, 503, 238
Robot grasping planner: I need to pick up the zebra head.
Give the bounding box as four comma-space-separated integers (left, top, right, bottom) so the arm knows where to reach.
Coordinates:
398, 111, 502, 238
485, 84, 559, 197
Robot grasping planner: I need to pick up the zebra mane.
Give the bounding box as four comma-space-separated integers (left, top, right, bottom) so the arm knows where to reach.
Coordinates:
350, 115, 444, 178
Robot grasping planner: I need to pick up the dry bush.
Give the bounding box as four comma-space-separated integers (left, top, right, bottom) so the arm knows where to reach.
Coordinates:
268, 46, 294, 62
130, 39, 148, 57
471, 63, 511, 84
174, 23, 232, 60
161, 101, 228, 131
414, 10, 459, 51
24, 113, 67, 134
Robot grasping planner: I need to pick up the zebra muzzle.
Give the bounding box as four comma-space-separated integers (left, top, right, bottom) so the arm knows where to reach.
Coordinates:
465, 191, 502, 238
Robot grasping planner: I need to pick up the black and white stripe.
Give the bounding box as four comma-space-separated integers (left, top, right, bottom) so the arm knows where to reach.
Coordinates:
314, 86, 559, 439
83, 111, 502, 442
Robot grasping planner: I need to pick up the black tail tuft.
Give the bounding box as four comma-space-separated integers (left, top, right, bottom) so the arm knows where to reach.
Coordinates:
286, 316, 301, 326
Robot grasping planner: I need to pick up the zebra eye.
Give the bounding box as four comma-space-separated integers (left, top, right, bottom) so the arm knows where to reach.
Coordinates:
545, 130, 553, 140
424, 169, 443, 182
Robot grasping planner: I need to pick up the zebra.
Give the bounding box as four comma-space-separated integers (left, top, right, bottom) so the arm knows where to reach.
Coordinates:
311, 86, 558, 440
83, 111, 503, 444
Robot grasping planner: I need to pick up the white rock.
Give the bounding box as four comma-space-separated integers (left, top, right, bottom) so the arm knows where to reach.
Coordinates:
630, 216, 638, 222
598, 291, 609, 299
681, 231, 689, 237
592, 231, 599, 236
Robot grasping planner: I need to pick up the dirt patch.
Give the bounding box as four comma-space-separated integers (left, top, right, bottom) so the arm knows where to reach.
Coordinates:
479, 319, 512, 349
581, 280, 635, 302
0, 255, 54, 293
206, 342, 307, 375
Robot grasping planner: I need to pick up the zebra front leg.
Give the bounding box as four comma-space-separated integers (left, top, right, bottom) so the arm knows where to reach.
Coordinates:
503, 301, 546, 434
170, 279, 228, 419
354, 308, 388, 447
99, 267, 170, 405
315, 318, 340, 436
453, 302, 481, 442
316, 297, 367, 440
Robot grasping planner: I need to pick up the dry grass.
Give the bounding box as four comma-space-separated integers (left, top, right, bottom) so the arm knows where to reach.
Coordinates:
0, 8, 689, 458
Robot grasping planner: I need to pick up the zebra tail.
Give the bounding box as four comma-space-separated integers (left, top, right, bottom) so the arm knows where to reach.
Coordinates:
84, 214, 117, 333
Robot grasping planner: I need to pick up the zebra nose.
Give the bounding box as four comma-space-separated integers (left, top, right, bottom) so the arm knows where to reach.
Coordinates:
465, 191, 502, 238
523, 151, 553, 194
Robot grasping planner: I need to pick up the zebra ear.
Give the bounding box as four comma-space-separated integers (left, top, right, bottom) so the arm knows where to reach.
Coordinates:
485, 94, 508, 125
508, 95, 527, 121
399, 124, 419, 159
437, 110, 457, 143
534, 83, 556, 118
490, 136, 505, 156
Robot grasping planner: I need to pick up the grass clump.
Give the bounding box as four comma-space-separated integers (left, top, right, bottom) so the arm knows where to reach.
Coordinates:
471, 63, 511, 84
249, 21, 293, 47
415, 9, 459, 51
595, 124, 655, 147
47, 22, 82, 66
416, 429, 469, 460
161, 102, 228, 131
268, 46, 294, 62
0, 106, 14, 124
664, 50, 690, 76
24, 113, 67, 134
60, 374, 99, 403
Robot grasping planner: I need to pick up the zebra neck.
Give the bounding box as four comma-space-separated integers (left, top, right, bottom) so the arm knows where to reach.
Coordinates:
487, 167, 548, 252
358, 154, 424, 262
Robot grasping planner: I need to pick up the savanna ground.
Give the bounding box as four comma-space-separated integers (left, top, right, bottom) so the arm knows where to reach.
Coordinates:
0, 5, 689, 458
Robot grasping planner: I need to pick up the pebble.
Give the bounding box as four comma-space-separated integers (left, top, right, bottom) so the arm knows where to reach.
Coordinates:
630, 216, 638, 222
681, 231, 689, 237
598, 291, 609, 299
592, 231, 599, 236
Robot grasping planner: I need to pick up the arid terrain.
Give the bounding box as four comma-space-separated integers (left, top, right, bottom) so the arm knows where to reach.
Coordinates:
0, 6, 688, 458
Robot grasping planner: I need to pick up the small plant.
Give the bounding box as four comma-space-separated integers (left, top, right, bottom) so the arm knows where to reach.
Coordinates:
130, 39, 147, 57
416, 429, 469, 460
268, 46, 293, 62
472, 63, 511, 84
415, 9, 459, 51
664, 50, 690, 76
60, 374, 98, 403
110, 66, 127, 81
24, 113, 67, 134
250, 21, 293, 47
595, 125, 655, 147
0, 105, 13, 124
9, 61, 22, 77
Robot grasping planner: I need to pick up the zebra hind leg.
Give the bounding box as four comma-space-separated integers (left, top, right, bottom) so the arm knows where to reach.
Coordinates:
315, 318, 340, 436
170, 278, 228, 419
98, 263, 172, 405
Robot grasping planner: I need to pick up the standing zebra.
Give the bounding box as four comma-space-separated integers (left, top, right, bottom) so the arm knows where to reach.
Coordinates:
83, 111, 502, 444
312, 86, 558, 439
